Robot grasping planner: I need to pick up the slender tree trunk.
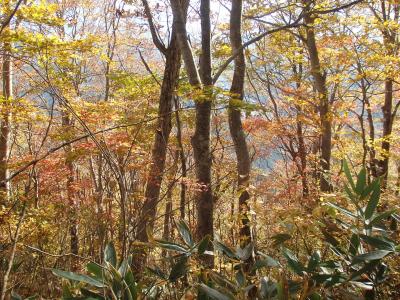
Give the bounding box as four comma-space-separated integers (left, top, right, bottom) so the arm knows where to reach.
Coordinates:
377, 78, 393, 185
192, 0, 214, 267
297, 117, 308, 196
62, 114, 79, 269
162, 151, 179, 258
0, 33, 12, 204
303, 2, 332, 192
174, 96, 187, 220
293, 62, 308, 196
170, 0, 214, 267
228, 0, 252, 248
135, 28, 182, 248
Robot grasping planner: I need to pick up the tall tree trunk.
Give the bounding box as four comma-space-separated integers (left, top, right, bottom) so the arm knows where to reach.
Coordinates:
62, 114, 79, 269
297, 117, 308, 196
170, 0, 214, 267
0, 30, 12, 204
293, 62, 308, 196
303, 1, 332, 192
135, 34, 182, 243
377, 78, 393, 184
228, 0, 252, 249
174, 96, 187, 220
192, 0, 214, 267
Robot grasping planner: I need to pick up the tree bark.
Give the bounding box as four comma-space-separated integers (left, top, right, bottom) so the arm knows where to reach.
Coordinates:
0, 31, 12, 204
303, 1, 332, 192
61, 113, 79, 269
170, 0, 214, 267
135, 35, 181, 243
228, 0, 252, 248
174, 96, 187, 221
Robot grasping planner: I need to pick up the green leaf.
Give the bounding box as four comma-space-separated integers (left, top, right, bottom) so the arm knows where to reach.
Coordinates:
349, 260, 380, 280
118, 256, 131, 277
146, 266, 167, 280
124, 270, 138, 300
344, 184, 357, 204
176, 220, 194, 247
271, 233, 291, 246
260, 277, 277, 299
251, 256, 279, 272
155, 240, 189, 254
169, 256, 188, 282
236, 242, 253, 261
87, 262, 103, 280
209, 272, 237, 291
308, 292, 322, 300
368, 209, 396, 227
81, 288, 106, 299
326, 202, 357, 219
342, 160, 355, 190
197, 235, 210, 255
198, 284, 234, 300
52, 269, 105, 288
307, 251, 321, 272
213, 240, 238, 260
360, 178, 379, 200
104, 242, 117, 267
282, 248, 304, 276
349, 234, 360, 256
359, 234, 395, 251
11, 291, 22, 300
364, 181, 380, 220
355, 167, 367, 195
235, 269, 245, 287
352, 250, 392, 264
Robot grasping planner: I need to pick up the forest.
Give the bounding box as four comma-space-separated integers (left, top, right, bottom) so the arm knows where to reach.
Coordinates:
0, 0, 400, 299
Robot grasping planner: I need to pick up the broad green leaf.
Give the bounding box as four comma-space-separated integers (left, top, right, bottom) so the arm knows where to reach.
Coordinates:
209, 272, 237, 291
11, 291, 22, 300
309, 292, 322, 300
235, 269, 245, 287
251, 256, 280, 272
344, 184, 357, 204
349, 234, 360, 256
118, 256, 131, 277
169, 256, 188, 282
368, 209, 396, 228
282, 248, 304, 275
213, 241, 238, 259
307, 251, 321, 272
104, 242, 117, 267
197, 235, 210, 255
359, 234, 395, 251
360, 178, 379, 200
355, 168, 367, 195
155, 240, 189, 254
271, 233, 291, 246
176, 220, 194, 247
125, 270, 138, 300
326, 202, 357, 219
364, 181, 380, 220
198, 284, 235, 300
260, 277, 277, 299
236, 242, 253, 261
352, 250, 392, 264
81, 288, 106, 299
349, 260, 380, 281
52, 269, 105, 288
87, 262, 103, 280
342, 160, 355, 190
